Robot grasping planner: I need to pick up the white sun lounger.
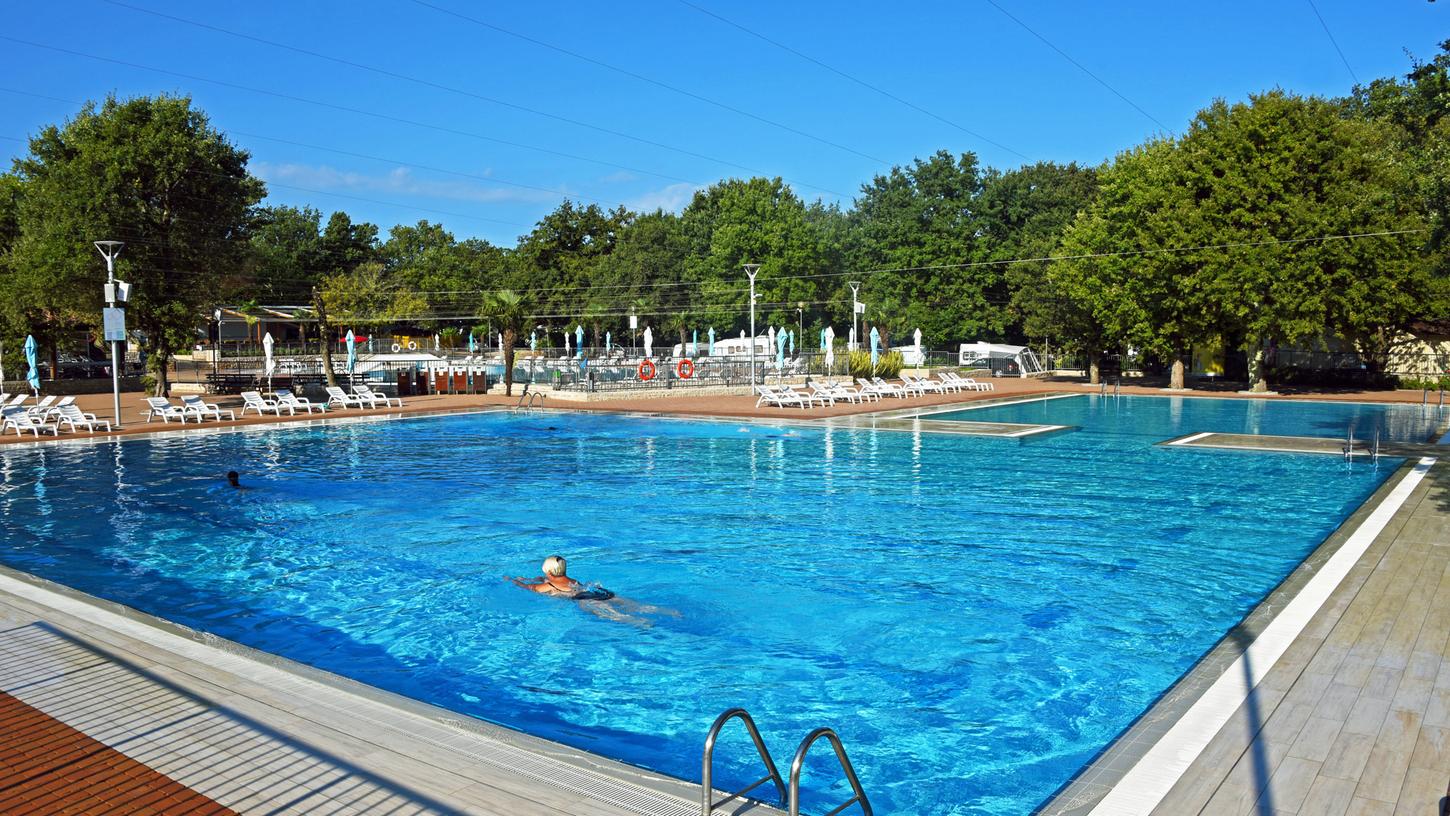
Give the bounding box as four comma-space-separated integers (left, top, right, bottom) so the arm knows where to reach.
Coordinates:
2, 406, 58, 437
40, 396, 76, 418
865, 377, 909, 398
902, 374, 947, 394
55, 404, 112, 433
240, 391, 290, 416
3, 394, 28, 409
26, 395, 57, 416
143, 397, 192, 423
352, 385, 402, 408
942, 372, 994, 391
325, 386, 368, 409
755, 385, 812, 409
275, 389, 324, 414
181, 395, 236, 422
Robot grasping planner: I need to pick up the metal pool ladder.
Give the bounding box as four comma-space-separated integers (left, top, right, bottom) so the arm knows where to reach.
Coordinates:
701, 708, 872, 816
515, 390, 544, 412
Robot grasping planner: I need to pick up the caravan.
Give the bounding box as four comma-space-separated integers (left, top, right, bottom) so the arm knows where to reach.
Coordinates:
957, 342, 1044, 378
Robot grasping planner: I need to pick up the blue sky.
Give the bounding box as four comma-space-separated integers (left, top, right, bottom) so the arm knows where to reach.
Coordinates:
1, 1, 1443, 246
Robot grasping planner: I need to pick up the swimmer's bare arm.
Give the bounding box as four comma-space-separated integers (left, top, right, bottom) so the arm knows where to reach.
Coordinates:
509, 576, 551, 593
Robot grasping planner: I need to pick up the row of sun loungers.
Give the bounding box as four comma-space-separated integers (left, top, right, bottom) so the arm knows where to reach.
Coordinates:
755, 373, 994, 409
0, 395, 112, 437
147, 386, 406, 424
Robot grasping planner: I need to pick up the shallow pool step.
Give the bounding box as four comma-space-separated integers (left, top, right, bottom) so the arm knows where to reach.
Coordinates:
1160, 432, 1442, 457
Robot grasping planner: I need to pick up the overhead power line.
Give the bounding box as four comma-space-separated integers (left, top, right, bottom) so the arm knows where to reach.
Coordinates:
675, 0, 1030, 162
0, 132, 534, 229
89, 2, 852, 198
0, 85, 640, 214
981, 0, 1172, 133
1305, 0, 1360, 85
406, 0, 890, 166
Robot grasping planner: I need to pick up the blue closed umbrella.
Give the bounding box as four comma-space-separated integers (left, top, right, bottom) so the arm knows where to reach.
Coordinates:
869, 326, 880, 371
692, 329, 698, 356
531, 331, 538, 352
820, 328, 827, 350
345, 329, 357, 381
708, 327, 715, 356
575, 324, 584, 353
24, 335, 39, 394
776, 329, 786, 370
468, 332, 476, 354
605, 331, 611, 353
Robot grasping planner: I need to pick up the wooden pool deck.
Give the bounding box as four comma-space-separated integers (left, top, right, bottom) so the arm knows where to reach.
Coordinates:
1042, 455, 1450, 816
0, 568, 777, 816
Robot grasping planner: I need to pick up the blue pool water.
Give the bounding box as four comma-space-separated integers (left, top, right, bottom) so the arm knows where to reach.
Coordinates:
0, 396, 1426, 815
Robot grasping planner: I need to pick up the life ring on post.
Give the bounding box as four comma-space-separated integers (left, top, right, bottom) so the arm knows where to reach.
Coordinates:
676, 359, 694, 379
407, 341, 419, 351
391, 343, 402, 353
638, 360, 656, 381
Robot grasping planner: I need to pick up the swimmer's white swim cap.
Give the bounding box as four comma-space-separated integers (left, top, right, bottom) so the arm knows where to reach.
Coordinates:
542, 555, 567, 576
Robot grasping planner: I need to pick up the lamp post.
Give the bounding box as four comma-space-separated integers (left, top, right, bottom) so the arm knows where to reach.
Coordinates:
795, 303, 804, 350
212, 308, 221, 381
95, 240, 126, 427
848, 280, 862, 352
744, 263, 761, 385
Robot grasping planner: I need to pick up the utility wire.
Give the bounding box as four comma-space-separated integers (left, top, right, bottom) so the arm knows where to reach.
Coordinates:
406, 0, 890, 166
981, 0, 1172, 133
0, 132, 534, 229
88, 3, 852, 197
675, 0, 1029, 161
0, 85, 640, 213
1305, 0, 1360, 85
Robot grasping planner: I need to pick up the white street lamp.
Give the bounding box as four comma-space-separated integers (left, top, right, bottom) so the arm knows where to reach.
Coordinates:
848, 280, 862, 352
744, 263, 761, 386
95, 240, 127, 427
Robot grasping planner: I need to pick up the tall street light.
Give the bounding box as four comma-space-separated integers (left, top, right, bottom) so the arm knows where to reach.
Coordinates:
795, 302, 804, 348
848, 280, 862, 352
744, 263, 761, 386
95, 240, 128, 427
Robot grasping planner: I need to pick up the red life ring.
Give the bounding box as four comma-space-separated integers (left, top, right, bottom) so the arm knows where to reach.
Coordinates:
638, 360, 656, 381
676, 359, 694, 379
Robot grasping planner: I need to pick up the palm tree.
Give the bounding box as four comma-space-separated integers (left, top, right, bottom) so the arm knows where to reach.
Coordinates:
485, 290, 531, 396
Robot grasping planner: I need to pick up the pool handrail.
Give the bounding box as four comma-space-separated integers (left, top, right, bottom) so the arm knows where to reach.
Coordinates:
701, 707, 787, 815
787, 726, 872, 816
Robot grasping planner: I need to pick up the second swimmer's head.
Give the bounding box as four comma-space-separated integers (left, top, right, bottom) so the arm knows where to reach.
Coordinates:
542, 555, 568, 577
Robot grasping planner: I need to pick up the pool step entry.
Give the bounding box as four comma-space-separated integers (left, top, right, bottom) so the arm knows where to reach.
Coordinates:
701, 707, 872, 816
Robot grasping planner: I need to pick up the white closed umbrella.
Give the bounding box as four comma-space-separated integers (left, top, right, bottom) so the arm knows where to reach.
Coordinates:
262, 331, 276, 392
914, 327, 922, 349
643, 326, 654, 358
824, 326, 836, 372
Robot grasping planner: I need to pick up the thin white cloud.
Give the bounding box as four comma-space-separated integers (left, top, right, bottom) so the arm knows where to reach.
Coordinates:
598, 170, 638, 184
253, 162, 558, 205
625, 182, 700, 213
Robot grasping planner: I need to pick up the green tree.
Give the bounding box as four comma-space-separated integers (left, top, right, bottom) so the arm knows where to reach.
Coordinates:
248, 205, 325, 302
977, 161, 1099, 351
8, 95, 264, 395
850, 151, 991, 345
1048, 139, 1211, 388
679, 177, 828, 336
484, 289, 533, 396
1175, 92, 1430, 389
310, 261, 427, 386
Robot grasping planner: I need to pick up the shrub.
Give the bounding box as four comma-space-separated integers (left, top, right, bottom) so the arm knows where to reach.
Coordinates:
847, 349, 903, 379
1396, 374, 1450, 391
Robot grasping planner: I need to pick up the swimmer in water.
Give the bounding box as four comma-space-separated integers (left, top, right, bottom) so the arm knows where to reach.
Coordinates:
510, 555, 679, 626
226, 470, 242, 488
511, 555, 614, 600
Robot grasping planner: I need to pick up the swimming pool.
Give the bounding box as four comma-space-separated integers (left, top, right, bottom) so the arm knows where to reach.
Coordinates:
0, 396, 1422, 815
